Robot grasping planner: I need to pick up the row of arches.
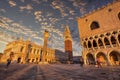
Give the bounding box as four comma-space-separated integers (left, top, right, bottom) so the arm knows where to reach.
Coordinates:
16, 57, 40, 64
85, 51, 120, 66
82, 32, 120, 49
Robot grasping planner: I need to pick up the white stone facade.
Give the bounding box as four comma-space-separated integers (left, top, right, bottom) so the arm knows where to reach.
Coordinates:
77, 1, 120, 66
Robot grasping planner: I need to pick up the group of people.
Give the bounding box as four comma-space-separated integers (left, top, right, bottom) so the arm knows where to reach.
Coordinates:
80, 57, 84, 67
79, 57, 102, 68
96, 58, 102, 68
6, 52, 102, 68
6, 52, 14, 67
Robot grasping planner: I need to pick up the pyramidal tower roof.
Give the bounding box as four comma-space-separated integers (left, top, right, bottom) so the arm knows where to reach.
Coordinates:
64, 24, 70, 33
64, 24, 72, 40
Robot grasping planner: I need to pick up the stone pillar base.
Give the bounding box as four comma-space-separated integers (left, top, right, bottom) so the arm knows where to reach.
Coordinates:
39, 61, 48, 64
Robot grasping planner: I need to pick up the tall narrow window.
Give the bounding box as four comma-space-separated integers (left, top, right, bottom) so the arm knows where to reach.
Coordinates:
90, 21, 100, 30
111, 36, 116, 44
104, 37, 110, 45
20, 46, 24, 52
98, 39, 103, 46
118, 34, 120, 43
34, 49, 36, 54
93, 40, 97, 47
88, 41, 92, 48
118, 12, 120, 20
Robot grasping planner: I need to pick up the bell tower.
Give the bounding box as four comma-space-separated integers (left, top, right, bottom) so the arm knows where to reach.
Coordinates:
42, 30, 49, 63
64, 25, 73, 63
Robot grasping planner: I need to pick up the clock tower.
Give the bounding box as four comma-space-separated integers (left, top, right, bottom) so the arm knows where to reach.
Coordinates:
64, 25, 73, 63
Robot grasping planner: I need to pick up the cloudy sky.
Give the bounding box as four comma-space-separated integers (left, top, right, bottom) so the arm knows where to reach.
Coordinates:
0, 0, 114, 55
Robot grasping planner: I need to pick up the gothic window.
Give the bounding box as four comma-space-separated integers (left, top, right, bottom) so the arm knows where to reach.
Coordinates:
118, 34, 120, 43
88, 41, 92, 48
111, 36, 116, 44
90, 21, 100, 30
20, 46, 24, 52
118, 12, 120, 20
93, 40, 97, 47
104, 37, 110, 45
98, 39, 103, 46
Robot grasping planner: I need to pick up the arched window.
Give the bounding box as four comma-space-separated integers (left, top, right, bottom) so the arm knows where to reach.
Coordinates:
118, 34, 120, 43
88, 41, 92, 48
90, 21, 100, 30
118, 12, 120, 20
104, 37, 110, 45
111, 36, 116, 44
93, 40, 97, 47
20, 46, 24, 52
34, 49, 36, 54
98, 39, 103, 47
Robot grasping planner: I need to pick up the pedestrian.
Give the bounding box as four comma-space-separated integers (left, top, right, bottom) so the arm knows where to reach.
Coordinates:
80, 57, 84, 67
6, 52, 14, 67
96, 58, 102, 68
6, 58, 12, 67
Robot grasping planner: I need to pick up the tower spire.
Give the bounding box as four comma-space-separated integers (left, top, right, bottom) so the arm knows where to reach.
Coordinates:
64, 24, 73, 63
64, 24, 72, 41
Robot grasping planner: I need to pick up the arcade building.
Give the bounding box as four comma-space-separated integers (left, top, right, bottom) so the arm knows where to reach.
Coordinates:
77, 1, 120, 66
0, 36, 55, 64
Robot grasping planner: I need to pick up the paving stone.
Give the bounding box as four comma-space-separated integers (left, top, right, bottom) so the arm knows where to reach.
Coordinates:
0, 63, 120, 80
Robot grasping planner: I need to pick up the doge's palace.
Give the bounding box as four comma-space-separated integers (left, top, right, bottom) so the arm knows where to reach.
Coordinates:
77, 1, 120, 66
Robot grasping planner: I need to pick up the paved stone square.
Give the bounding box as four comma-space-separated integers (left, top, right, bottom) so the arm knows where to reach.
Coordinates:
0, 63, 120, 80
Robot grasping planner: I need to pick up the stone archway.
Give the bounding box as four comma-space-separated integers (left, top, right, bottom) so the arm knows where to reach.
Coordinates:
17, 57, 21, 63
32, 59, 35, 63
96, 52, 108, 66
109, 51, 120, 66
86, 53, 95, 65
36, 58, 38, 63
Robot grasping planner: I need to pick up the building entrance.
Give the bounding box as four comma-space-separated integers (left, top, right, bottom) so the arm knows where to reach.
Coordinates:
96, 52, 108, 66
86, 53, 95, 65
109, 51, 120, 66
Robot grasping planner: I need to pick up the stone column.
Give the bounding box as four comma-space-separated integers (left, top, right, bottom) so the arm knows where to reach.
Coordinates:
107, 37, 113, 48
96, 39, 100, 49
41, 30, 49, 63
91, 40, 94, 50
115, 35, 120, 46
102, 38, 106, 48
25, 43, 32, 63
